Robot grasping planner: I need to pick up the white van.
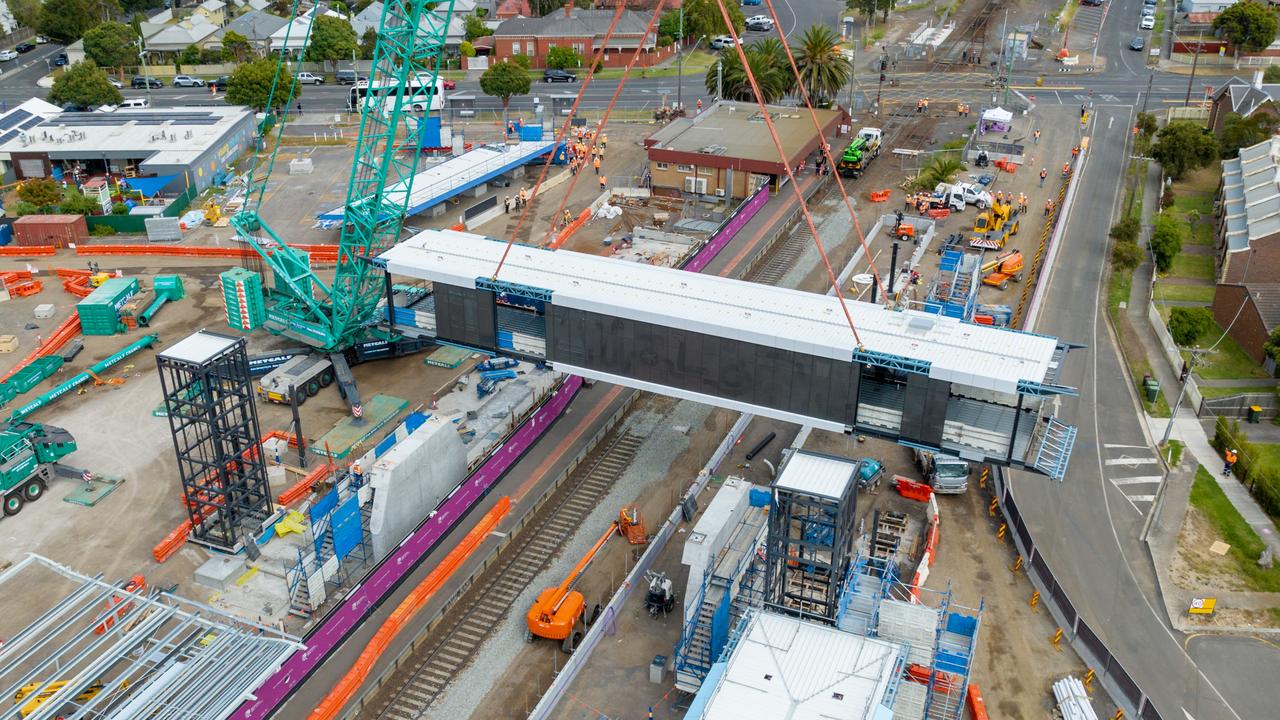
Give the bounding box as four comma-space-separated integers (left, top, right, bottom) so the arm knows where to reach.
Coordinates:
120, 98, 150, 109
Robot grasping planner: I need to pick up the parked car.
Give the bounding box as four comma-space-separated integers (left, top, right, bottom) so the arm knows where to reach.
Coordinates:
1081, 0, 1103, 6
741, 0, 761, 5
710, 35, 742, 49
119, 97, 150, 109
53, 52, 67, 66
35, 35, 51, 43
107, 77, 123, 88
542, 68, 576, 83
15, 42, 35, 53
296, 71, 324, 85
1129, 36, 1145, 51
745, 15, 774, 31
132, 75, 163, 88
442, 78, 456, 90
172, 74, 206, 87
1140, 15, 1155, 29
210, 75, 230, 91
60, 103, 90, 112
336, 69, 359, 84
0, 50, 18, 61
1141, 5, 1155, 16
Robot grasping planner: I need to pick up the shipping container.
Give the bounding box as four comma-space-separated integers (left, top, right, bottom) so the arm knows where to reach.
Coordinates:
221, 267, 266, 332
13, 214, 89, 248
77, 276, 139, 336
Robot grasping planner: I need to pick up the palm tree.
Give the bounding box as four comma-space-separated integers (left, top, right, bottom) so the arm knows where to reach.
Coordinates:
705, 47, 788, 104
913, 154, 965, 191
751, 37, 796, 96
791, 25, 852, 107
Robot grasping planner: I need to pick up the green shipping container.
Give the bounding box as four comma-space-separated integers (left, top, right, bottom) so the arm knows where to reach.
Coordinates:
221, 267, 266, 331
77, 277, 139, 336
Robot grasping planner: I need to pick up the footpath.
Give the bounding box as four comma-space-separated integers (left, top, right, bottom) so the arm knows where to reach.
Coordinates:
1124, 159, 1280, 566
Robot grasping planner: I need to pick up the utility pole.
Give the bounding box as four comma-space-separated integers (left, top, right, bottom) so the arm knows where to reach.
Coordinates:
676, 7, 683, 111
716, 57, 722, 101
1160, 349, 1202, 445
875, 49, 886, 116
1185, 33, 1203, 107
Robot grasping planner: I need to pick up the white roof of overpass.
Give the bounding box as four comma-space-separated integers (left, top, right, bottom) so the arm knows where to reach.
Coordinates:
380, 229, 1058, 394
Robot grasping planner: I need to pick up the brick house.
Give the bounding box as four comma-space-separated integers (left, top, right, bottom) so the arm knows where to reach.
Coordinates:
644, 101, 845, 200
493, 5, 674, 69
1214, 136, 1280, 362
1207, 72, 1280, 135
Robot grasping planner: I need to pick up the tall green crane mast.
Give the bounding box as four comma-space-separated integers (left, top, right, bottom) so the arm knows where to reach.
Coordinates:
230, 0, 455, 352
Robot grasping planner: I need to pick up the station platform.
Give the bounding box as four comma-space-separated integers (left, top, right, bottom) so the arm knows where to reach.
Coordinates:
316, 140, 561, 221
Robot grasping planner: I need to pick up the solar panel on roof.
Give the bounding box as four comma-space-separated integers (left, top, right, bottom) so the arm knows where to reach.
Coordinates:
0, 108, 32, 132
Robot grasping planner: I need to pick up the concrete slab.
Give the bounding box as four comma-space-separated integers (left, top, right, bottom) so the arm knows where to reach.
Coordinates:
195, 555, 246, 591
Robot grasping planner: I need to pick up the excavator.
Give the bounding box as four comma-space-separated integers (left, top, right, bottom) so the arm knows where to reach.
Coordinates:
981, 251, 1023, 290
525, 507, 646, 652
968, 199, 1020, 250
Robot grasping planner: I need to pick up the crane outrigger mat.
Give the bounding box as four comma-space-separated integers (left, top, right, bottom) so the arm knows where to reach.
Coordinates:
311, 393, 408, 460
62, 473, 125, 507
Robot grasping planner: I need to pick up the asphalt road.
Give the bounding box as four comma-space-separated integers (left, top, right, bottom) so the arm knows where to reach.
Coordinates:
1015, 104, 1276, 720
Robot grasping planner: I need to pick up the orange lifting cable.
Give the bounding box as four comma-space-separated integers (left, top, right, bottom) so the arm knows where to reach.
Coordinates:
491, 0, 629, 279
308, 497, 512, 720
711, 0, 864, 348
762, 0, 886, 302
538, 0, 670, 251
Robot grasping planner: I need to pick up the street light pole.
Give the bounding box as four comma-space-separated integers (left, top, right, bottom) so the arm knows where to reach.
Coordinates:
1185, 33, 1203, 107
676, 7, 683, 111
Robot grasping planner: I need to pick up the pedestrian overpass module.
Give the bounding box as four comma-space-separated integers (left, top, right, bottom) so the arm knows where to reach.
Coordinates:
379, 229, 1079, 479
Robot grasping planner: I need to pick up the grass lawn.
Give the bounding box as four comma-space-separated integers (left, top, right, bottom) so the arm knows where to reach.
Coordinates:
1186, 331, 1271, 380
1171, 193, 1213, 216
1254, 443, 1280, 470
1168, 253, 1215, 281
1058, 0, 1079, 27
1163, 439, 1184, 466
1189, 465, 1280, 592
1199, 385, 1278, 399
592, 50, 716, 80
1188, 222, 1215, 246
1153, 282, 1214, 304
1108, 266, 1172, 416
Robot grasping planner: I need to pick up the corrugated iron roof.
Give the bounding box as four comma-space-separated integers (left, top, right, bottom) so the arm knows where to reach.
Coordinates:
773, 451, 857, 500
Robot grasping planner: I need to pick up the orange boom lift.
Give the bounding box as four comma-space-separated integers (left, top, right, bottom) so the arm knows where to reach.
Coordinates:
526, 509, 646, 652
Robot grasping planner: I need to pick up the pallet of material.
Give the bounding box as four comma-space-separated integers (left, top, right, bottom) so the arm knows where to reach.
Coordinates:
424, 345, 472, 369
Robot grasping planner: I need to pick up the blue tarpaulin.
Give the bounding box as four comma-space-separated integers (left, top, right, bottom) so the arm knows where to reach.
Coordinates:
123, 175, 178, 197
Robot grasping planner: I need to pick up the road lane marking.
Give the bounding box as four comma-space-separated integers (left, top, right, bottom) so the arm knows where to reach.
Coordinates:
1104, 457, 1158, 465
1128, 495, 1156, 502
1112, 476, 1162, 485
1104, 443, 1148, 448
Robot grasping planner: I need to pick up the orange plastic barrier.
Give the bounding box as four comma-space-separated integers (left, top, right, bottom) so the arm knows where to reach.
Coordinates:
550, 208, 591, 249
308, 497, 512, 720
925, 520, 939, 566
55, 267, 91, 279
277, 462, 333, 506
0, 245, 56, 257
894, 475, 934, 503
9, 279, 42, 297
972, 314, 994, 325
869, 190, 891, 202
0, 315, 81, 382
0, 270, 34, 282
966, 683, 989, 720
62, 277, 92, 297
927, 208, 951, 219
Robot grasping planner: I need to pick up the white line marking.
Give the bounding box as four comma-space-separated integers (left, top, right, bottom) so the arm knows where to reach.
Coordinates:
1128, 495, 1156, 502
1104, 457, 1158, 465
1104, 443, 1148, 448
1112, 476, 1162, 485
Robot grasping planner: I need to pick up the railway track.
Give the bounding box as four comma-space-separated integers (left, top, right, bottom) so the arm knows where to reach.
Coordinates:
369, 430, 646, 719
749, 224, 811, 285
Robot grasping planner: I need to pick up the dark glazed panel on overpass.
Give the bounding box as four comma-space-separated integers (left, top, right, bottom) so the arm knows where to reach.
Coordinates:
545, 304, 862, 427
434, 283, 496, 349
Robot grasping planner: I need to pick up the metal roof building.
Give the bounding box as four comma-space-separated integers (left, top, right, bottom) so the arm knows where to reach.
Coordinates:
381, 229, 1057, 394
685, 609, 904, 720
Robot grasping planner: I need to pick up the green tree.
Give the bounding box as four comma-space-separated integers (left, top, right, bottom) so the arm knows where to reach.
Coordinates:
227, 58, 295, 111
1213, 0, 1279, 54
1151, 120, 1219, 179
83, 22, 139, 70
546, 46, 583, 70
792, 25, 851, 107
47, 61, 123, 107
305, 15, 358, 68
1112, 241, 1143, 270
10, 0, 42, 28
913, 153, 964, 190
60, 186, 99, 216
179, 44, 201, 66
221, 30, 254, 63
1150, 212, 1184, 272
38, 0, 105, 42
17, 179, 64, 208
509, 53, 531, 70
1220, 112, 1277, 158
1109, 216, 1140, 245
464, 14, 493, 42
12, 201, 39, 217
682, 0, 744, 40
360, 28, 378, 60
658, 9, 684, 45
707, 46, 788, 103
460, 40, 476, 58
1169, 307, 1214, 346
848, 0, 895, 23
1263, 326, 1280, 364
1266, 65, 1280, 83
479, 60, 531, 126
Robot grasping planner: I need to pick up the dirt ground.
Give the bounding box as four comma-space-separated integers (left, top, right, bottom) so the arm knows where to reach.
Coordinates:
1170, 505, 1254, 593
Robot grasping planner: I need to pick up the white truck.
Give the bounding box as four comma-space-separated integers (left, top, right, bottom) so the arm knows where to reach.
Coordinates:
929, 183, 966, 212
914, 449, 970, 494
257, 354, 335, 405
951, 182, 994, 209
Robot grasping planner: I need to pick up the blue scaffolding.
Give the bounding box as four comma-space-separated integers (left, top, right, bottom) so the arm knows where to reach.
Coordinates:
923, 250, 980, 320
